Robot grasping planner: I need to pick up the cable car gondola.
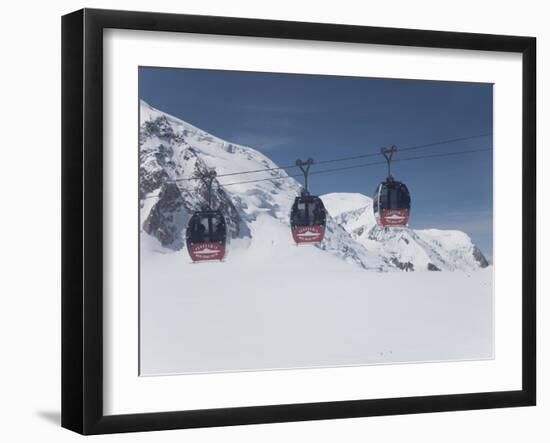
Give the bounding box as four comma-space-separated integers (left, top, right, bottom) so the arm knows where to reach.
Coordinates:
373, 146, 411, 227
185, 169, 228, 262
186, 210, 227, 261
290, 158, 327, 244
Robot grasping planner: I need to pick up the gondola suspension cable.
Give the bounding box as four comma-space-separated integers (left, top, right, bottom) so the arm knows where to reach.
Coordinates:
220, 147, 492, 187
141, 146, 491, 198
312, 132, 492, 167
166, 132, 492, 183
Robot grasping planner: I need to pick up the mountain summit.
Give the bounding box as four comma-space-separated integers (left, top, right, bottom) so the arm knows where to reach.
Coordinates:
139, 100, 488, 272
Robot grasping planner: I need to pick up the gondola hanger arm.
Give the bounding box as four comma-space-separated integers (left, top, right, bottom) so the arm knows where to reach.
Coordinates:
381, 145, 398, 179
296, 158, 314, 194
196, 168, 217, 209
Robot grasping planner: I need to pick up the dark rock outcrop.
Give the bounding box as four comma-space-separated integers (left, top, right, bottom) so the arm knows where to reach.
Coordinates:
143, 183, 187, 249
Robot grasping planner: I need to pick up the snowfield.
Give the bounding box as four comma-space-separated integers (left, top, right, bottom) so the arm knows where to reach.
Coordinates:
140, 228, 493, 375
138, 100, 493, 375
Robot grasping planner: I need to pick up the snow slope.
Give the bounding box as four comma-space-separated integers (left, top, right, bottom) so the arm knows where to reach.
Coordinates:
141, 233, 493, 375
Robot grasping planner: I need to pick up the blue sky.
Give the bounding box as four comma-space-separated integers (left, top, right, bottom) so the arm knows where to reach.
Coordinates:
140, 67, 493, 259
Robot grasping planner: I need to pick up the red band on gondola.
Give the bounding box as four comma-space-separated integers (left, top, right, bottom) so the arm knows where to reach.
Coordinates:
292, 225, 325, 244
189, 242, 225, 261
379, 209, 409, 226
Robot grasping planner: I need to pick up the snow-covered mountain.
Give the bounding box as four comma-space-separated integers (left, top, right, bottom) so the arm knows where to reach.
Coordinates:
322, 193, 489, 271
139, 100, 488, 272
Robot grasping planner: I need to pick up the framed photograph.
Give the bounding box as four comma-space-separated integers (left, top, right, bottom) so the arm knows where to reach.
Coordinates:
62, 8, 536, 435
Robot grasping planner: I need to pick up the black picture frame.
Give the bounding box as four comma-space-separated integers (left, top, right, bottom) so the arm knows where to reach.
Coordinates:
62, 8, 536, 435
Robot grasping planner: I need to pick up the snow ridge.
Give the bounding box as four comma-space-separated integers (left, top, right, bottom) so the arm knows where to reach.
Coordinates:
322, 192, 489, 271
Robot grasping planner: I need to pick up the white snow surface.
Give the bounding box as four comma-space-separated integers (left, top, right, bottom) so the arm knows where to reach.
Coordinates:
139, 101, 493, 375
141, 231, 493, 375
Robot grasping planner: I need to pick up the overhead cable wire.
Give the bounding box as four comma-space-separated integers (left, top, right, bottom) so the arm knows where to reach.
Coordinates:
219, 147, 491, 187
142, 146, 492, 198
313, 132, 492, 167
167, 132, 492, 182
